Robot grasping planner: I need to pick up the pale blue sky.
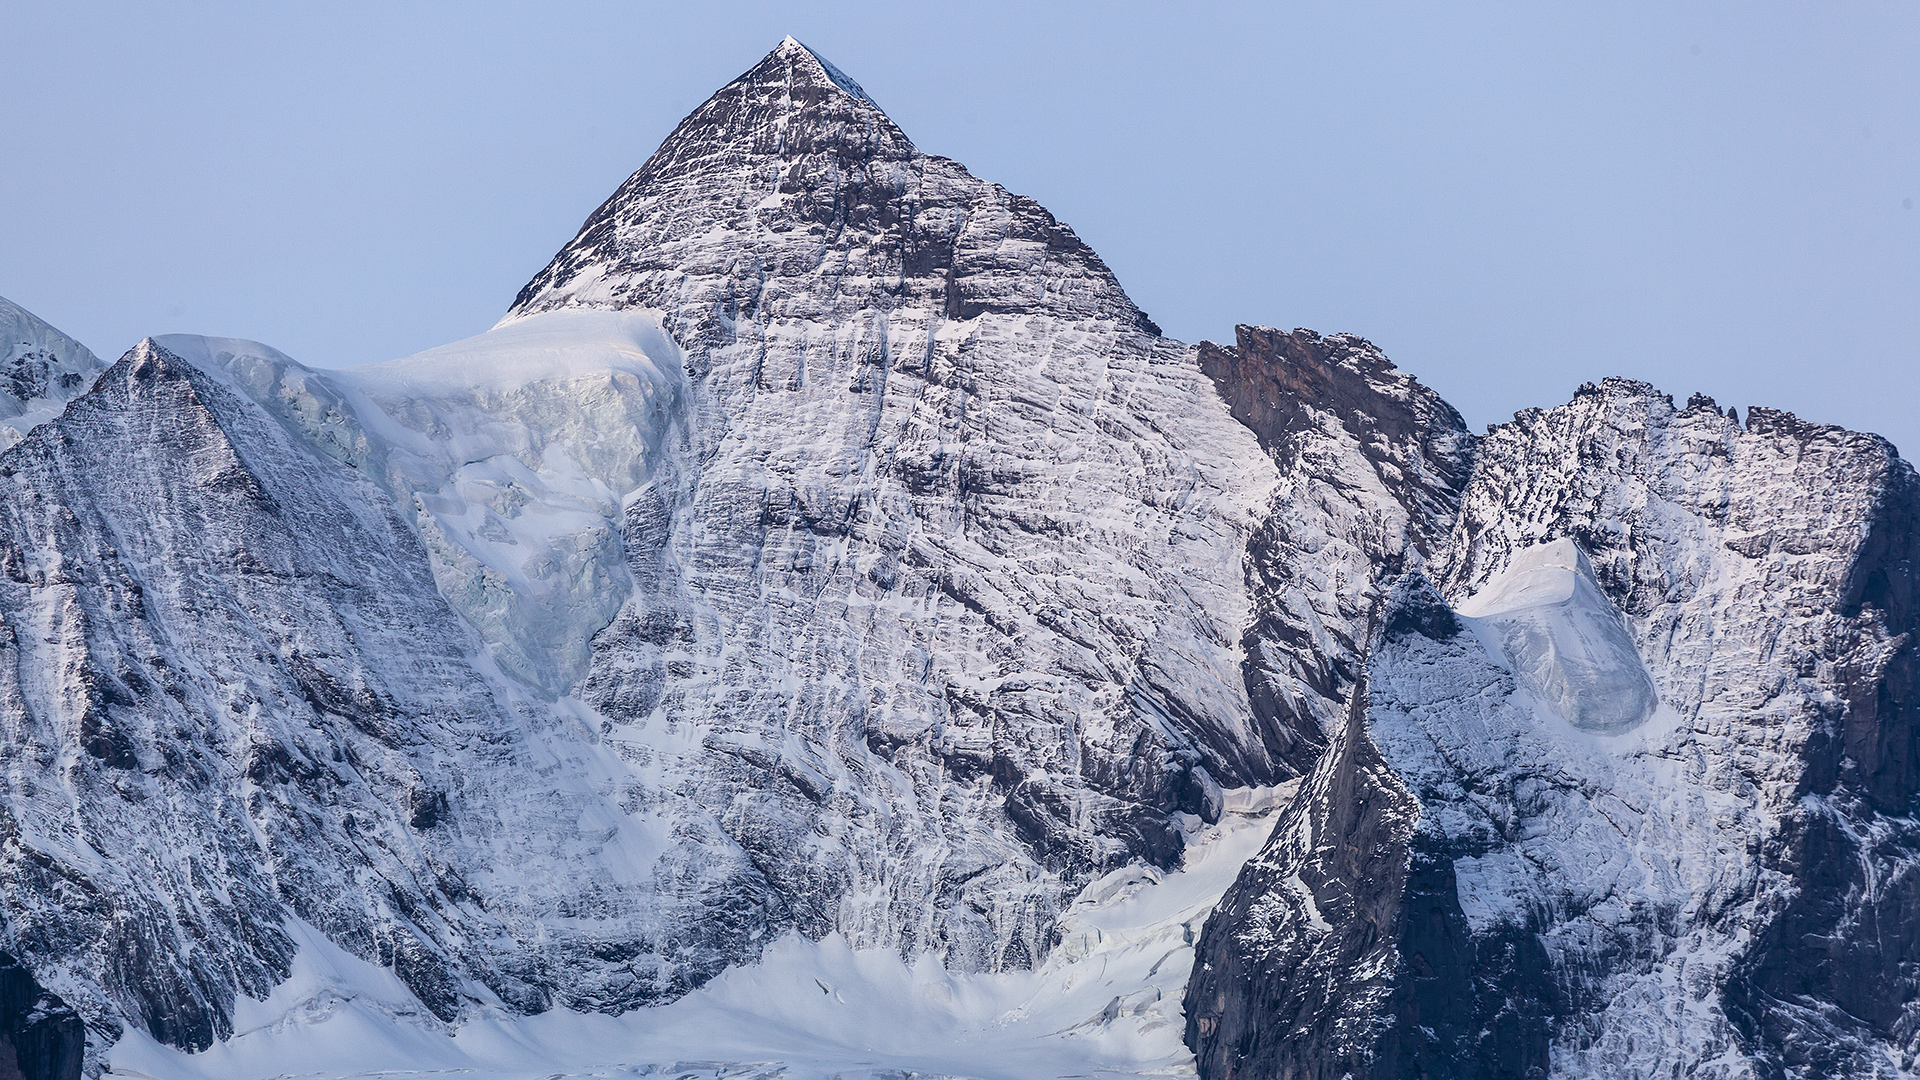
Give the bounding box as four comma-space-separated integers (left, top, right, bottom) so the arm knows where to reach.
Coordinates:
4, 2, 1916, 452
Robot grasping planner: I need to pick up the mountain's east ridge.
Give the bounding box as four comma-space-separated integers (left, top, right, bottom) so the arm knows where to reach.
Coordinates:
0, 38, 1912, 1080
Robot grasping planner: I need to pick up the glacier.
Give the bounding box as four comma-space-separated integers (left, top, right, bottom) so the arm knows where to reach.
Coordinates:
106, 786, 1295, 1080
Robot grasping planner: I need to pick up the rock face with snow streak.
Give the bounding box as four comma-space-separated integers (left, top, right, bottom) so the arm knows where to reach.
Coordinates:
1188, 381, 1920, 1079
1197, 326, 1475, 775
512, 36, 1291, 968
0, 335, 791, 1055
0, 41, 1309, 1069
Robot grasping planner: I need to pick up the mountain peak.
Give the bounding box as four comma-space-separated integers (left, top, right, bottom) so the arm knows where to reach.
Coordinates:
506, 37, 924, 318
507, 31, 1159, 330
0, 293, 104, 448
771, 36, 872, 103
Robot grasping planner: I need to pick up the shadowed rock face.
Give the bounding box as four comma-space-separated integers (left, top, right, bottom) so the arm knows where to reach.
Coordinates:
0, 953, 82, 1080
1183, 627, 1424, 1080
1185, 578, 1560, 1080
1198, 327, 1473, 556
1198, 326, 1476, 776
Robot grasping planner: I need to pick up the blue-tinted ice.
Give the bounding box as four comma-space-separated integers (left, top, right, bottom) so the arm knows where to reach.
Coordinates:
1455, 538, 1659, 734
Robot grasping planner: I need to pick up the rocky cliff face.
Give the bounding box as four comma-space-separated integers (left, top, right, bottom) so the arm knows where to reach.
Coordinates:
1187, 380, 1920, 1079
0, 952, 82, 1080
1198, 326, 1475, 777
510, 36, 1293, 969
0, 39, 1307, 1070
0, 336, 776, 1053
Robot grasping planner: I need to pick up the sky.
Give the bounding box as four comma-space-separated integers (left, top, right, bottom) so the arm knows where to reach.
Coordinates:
3, 2, 1916, 453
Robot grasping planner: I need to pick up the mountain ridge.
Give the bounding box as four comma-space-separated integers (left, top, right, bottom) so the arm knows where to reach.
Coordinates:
0, 37, 1910, 1080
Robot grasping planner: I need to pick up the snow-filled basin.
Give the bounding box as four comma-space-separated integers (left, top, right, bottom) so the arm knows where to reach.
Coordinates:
1455, 538, 1659, 735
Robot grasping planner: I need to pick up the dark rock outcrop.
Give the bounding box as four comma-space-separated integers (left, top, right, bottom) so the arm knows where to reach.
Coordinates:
1186, 578, 1559, 1080
0, 953, 82, 1080
1198, 326, 1475, 776
1184, 615, 1423, 1080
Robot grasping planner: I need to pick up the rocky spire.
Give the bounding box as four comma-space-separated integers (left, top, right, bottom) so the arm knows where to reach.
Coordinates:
505, 37, 1157, 336
772, 36, 875, 104
507, 37, 918, 319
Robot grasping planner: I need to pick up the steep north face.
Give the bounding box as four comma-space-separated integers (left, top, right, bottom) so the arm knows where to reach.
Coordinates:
0, 37, 1912, 1080
506, 36, 1299, 967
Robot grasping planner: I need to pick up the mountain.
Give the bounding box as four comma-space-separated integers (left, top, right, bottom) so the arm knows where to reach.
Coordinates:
0, 37, 1911, 1080
0, 39, 1300, 1074
1186, 384, 1919, 1079
500, 33, 1305, 968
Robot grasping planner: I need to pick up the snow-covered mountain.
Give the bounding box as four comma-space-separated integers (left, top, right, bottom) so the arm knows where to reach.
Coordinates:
0, 39, 1297, 1076
1187, 383, 1918, 1079
502, 35, 1299, 973
0, 36, 1911, 1080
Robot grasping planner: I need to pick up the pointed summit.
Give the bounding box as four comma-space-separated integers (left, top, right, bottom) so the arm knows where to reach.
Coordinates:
774, 35, 873, 103
627, 35, 909, 187
506, 38, 927, 317
507, 37, 1156, 337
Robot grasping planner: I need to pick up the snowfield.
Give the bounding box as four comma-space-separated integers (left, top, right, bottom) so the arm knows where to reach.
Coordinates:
1454, 537, 1660, 734
169, 308, 688, 693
